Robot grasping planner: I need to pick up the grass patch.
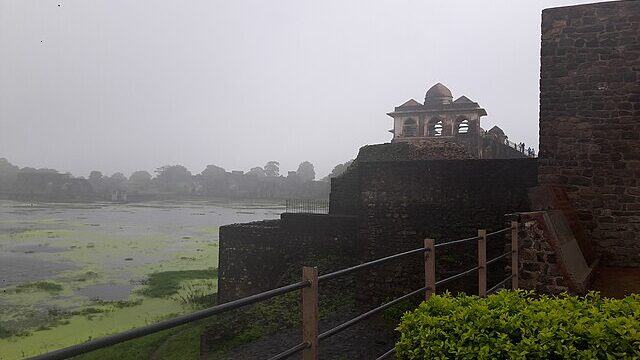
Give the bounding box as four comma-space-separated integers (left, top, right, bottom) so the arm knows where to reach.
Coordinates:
73, 307, 107, 316
140, 269, 218, 298
174, 282, 217, 309
205, 289, 354, 357
15, 281, 63, 293
0, 324, 18, 339
69, 288, 354, 360
72, 316, 209, 360
90, 299, 143, 309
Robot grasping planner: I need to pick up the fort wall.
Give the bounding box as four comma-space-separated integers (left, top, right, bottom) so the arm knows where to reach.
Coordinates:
539, 0, 640, 266
217, 213, 359, 303
352, 158, 538, 303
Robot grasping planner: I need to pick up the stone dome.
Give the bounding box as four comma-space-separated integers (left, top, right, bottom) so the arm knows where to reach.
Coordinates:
424, 83, 453, 105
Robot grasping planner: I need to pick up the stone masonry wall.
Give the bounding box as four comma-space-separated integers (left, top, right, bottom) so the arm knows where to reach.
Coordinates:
539, 1, 640, 266
217, 213, 359, 303
354, 159, 538, 304
515, 216, 571, 295
329, 167, 360, 216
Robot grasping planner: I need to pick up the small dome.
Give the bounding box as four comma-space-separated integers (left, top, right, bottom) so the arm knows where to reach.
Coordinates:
425, 83, 452, 99
424, 83, 453, 105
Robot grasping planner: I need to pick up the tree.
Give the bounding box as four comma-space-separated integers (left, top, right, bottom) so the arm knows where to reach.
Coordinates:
89, 171, 103, 181
155, 165, 192, 183
324, 160, 354, 181
246, 167, 266, 178
103, 172, 127, 191
88, 171, 105, 191
296, 161, 315, 182
154, 165, 193, 193
201, 165, 226, 179
0, 158, 19, 190
128, 170, 152, 192
264, 161, 280, 177
110, 172, 127, 183
129, 170, 151, 183
19, 167, 58, 174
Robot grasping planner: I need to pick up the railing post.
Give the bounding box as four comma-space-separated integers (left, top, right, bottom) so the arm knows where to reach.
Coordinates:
511, 221, 519, 290
424, 238, 436, 301
478, 229, 487, 297
302, 266, 319, 360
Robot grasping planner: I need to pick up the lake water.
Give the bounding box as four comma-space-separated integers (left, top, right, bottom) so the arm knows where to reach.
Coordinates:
0, 199, 283, 359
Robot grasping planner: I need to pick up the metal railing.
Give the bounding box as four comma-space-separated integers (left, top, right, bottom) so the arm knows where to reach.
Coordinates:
479, 131, 536, 158
285, 199, 329, 214
502, 138, 536, 158
29, 221, 519, 360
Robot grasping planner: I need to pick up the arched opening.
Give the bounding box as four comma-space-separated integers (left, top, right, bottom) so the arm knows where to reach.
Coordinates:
434, 120, 443, 136
427, 117, 444, 136
457, 119, 469, 134
402, 118, 417, 137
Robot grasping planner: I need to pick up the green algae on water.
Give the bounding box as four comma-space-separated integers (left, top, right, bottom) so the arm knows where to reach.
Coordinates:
14, 281, 63, 293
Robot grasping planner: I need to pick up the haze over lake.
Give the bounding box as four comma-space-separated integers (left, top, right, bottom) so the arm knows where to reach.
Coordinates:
0, 199, 281, 359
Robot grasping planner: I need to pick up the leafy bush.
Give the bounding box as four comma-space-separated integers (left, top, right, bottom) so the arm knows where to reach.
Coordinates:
396, 290, 640, 359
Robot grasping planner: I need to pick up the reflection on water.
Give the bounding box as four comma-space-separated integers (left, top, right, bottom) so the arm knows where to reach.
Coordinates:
0, 199, 283, 287
10, 244, 68, 254
0, 255, 76, 288
77, 283, 133, 301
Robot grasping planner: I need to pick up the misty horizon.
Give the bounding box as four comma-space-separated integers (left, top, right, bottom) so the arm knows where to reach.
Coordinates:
1, 0, 601, 178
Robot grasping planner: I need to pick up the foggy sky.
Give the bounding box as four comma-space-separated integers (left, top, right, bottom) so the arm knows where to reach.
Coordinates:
0, 1, 603, 178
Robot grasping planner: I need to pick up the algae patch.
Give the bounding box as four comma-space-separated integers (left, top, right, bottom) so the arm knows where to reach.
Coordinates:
140, 269, 218, 298
14, 281, 63, 294
0, 199, 281, 360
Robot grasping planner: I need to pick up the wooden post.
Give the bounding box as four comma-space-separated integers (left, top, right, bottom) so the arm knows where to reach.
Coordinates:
478, 229, 487, 297
302, 266, 318, 360
511, 221, 519, 290
424, 238, 436, 301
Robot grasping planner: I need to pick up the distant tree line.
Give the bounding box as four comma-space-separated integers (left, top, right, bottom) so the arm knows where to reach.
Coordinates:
0, 158, 354, 202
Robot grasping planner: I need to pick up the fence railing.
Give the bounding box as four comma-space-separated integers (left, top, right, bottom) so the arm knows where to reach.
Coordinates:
480, 131, 536, 158
502, 138, 536, 158
285, 199, 329, 214
29, 221, 519, 360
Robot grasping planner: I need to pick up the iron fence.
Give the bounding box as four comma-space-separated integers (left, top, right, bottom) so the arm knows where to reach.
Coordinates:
29, 222, 519, 360
285, 199, 329, 214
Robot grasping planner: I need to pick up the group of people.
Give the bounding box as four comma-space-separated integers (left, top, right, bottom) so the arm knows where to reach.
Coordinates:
507, 140, 536, 157
516, 142, 536, 157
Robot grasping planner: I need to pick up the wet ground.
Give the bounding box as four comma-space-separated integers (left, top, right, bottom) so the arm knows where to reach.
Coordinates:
589, 266, 640, 298
220, 311, 397, 360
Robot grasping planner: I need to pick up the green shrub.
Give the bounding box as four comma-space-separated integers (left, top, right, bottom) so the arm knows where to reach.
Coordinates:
396, 290, 640, 360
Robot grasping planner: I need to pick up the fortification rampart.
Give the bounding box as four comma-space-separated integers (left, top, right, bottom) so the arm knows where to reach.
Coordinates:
539, 0, 640, 267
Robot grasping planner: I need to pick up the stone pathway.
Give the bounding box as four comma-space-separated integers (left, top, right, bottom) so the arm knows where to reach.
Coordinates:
218, 311, 398, 360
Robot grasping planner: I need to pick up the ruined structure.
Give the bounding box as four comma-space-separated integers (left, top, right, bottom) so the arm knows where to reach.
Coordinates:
389, 83, 487, 141
216, 82, 542, 306
214, 0, 640, 330
389, 83, 534, 159
217, 140, 538, 306
205, 1, 640, 355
